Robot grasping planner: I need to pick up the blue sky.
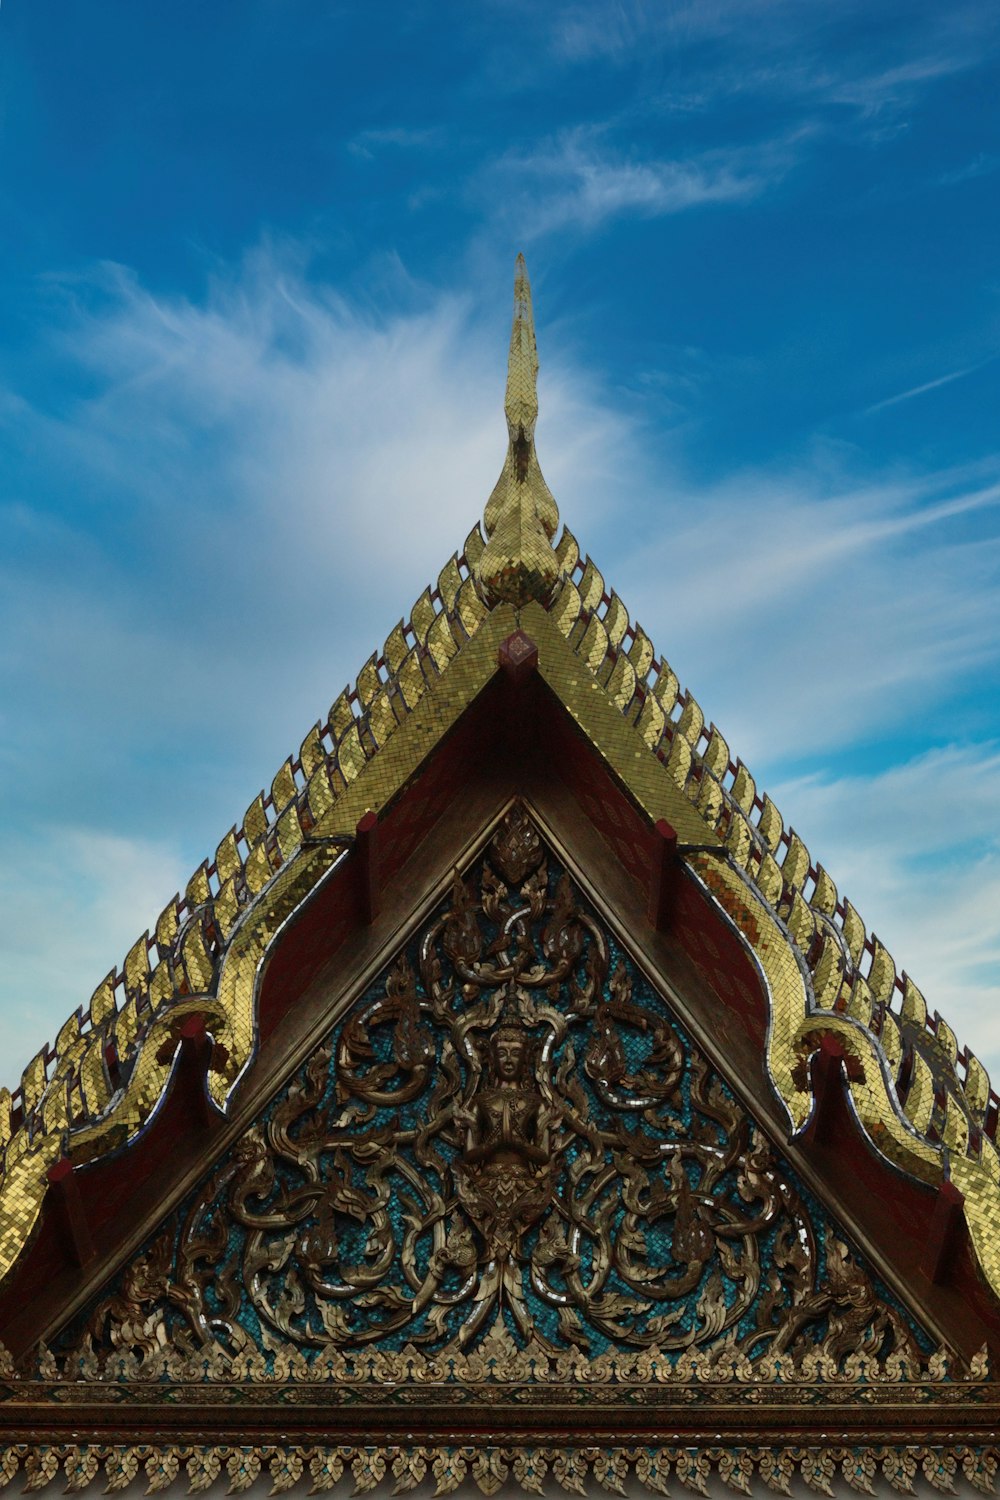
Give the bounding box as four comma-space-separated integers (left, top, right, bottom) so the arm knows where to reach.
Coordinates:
1, 0, 999, 1090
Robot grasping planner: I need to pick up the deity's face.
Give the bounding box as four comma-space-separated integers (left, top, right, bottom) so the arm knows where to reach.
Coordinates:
494, 1033, 526, 1082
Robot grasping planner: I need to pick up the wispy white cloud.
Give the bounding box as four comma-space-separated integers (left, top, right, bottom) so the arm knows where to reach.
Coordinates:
814, 52, 972, 115
348, 125, 446, 160
491, 128, 793, 235
0, 827, 188, 1073
609, 459, 1000, 767
550, 0, 801, 65
937, 152, 1000, 188
771, 745, 1000, 1078
546, 0, 999, 135
480, 2, 989, 241
0, 249, 632, 1083
863, 355, 998, 415
5, 252, 612, 687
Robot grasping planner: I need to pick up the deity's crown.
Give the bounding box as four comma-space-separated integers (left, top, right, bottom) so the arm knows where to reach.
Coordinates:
494, 1018, 527, 1044
492, 988, 530, 1045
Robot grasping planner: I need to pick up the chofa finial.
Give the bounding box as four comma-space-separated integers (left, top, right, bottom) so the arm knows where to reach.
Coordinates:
476, 256, 562, 608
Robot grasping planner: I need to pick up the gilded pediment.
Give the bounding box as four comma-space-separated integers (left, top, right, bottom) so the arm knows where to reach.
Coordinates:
2, 807, 996, 1494
47, 807, 932, 1384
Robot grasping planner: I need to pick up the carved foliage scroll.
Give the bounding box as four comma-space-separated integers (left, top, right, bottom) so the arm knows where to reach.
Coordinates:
56, 806, 929, 1378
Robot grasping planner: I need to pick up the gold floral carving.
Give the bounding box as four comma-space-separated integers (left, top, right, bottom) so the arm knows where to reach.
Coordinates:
0, 1444, 998, 1497
53, 808, 930, 1386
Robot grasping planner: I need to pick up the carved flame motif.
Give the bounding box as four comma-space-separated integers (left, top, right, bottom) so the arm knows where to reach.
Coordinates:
58, 806, 927, 1375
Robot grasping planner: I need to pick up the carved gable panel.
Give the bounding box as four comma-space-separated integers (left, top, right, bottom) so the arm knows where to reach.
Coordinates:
52, 805, 931, 1385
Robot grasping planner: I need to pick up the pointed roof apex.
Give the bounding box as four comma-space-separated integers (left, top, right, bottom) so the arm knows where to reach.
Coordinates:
475, 256, 562, 608
504, 252, 539, 437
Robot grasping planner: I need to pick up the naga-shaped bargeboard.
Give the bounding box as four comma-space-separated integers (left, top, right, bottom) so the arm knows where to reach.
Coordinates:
58, 806, 928, 1377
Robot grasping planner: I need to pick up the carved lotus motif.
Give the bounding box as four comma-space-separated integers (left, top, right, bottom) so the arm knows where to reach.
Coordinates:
455, 1157, 553, 1260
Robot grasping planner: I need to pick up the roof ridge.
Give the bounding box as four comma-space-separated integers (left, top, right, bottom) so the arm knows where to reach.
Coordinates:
547, 544, 998, 1159
0, 528, 492, 1217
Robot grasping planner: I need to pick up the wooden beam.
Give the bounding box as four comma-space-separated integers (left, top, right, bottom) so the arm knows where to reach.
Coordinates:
44, 1159, 94, 1271
921, 1179, 967, 1287
647, 818, 679, 931
355, 810, 380, 924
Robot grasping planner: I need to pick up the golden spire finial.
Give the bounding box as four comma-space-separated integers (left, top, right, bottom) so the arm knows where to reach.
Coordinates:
476, 255, 561, 608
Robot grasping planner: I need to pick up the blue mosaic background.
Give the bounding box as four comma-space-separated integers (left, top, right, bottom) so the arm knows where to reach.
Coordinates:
57, 850, 932, 1369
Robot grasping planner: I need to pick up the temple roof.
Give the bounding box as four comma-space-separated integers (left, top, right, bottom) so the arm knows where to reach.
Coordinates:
1, 255, 997, 1322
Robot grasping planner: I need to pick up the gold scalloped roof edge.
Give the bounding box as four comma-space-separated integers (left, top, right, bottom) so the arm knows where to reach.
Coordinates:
0, 257, 997, 1306
547, 533, 995, 1154
0, 532, 494, 1282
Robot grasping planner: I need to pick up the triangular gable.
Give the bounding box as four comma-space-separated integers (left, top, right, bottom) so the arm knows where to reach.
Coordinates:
49, 804, 935, 1379
1, 259, 999, 1453
8, 803, 1000, 1497
11, 804, 1000, 1482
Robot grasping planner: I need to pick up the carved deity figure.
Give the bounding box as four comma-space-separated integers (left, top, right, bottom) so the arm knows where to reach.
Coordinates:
454, 1013, 553, 1259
